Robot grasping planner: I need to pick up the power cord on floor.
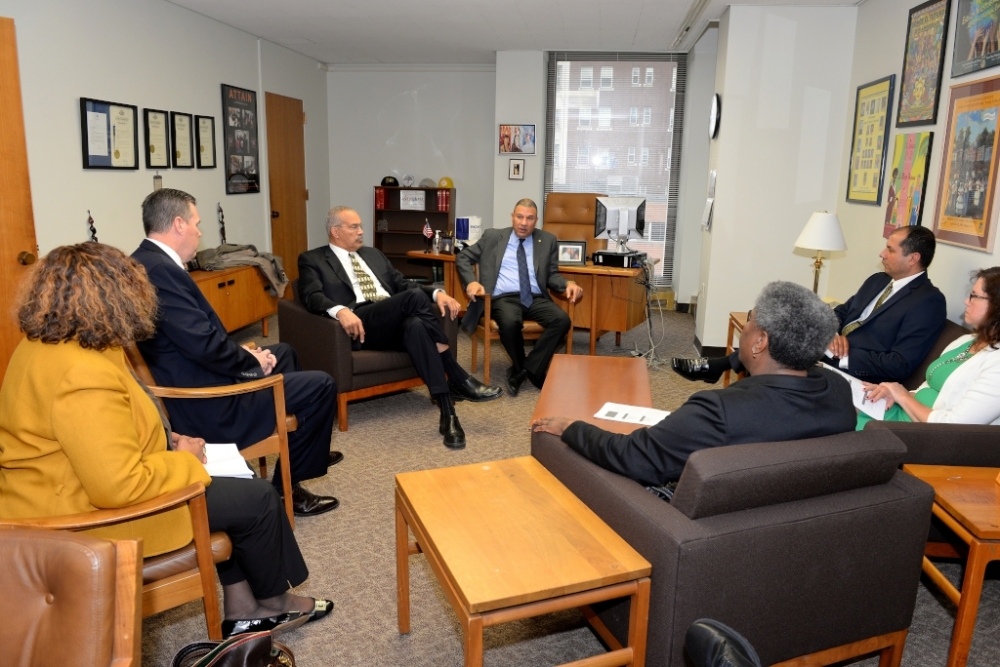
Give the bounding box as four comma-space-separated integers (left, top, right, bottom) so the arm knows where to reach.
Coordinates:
627, 261, 667, 370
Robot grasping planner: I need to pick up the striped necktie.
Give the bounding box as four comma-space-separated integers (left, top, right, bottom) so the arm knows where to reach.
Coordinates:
349, 253, 386, 303
517, 238, 533, 309
841, 282, 893, 336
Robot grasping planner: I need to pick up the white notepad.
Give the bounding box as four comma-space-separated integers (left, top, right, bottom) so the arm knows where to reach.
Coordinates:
820, 363, 887, 420
594, 402, 670, 426
204, 443, 255, 479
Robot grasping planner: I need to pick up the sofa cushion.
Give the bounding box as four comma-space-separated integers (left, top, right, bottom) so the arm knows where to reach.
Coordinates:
671, 429, 906, 519
351, 350, 415, 375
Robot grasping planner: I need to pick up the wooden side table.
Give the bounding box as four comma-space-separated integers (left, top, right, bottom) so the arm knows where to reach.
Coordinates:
723, 311, 749, 387
396, 456, 651, 667
902, 464, 1000, 667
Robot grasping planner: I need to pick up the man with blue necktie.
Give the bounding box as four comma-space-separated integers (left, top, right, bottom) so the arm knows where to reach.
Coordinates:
457, 199, 584, 396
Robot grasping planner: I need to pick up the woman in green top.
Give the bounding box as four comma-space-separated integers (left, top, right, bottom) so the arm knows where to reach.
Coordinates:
858, 267, 1000, 428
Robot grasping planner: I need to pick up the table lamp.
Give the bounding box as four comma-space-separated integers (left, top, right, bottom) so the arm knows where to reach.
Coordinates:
795, 212, 846, 293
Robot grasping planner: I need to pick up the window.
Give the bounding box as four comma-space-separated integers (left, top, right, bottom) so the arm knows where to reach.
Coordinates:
643, 107, 652, 125
671, 67, 677, 92
580, 66, 593, 89
668, 108, 674, 131
629, 107, 638, 124
557, 62, 570, 90
628, 147, 636, 165
632, 67, 640, 85
578, 107, 592, 129
595, 150, 611, 169
577, 145, 590, 167
554, 144, 561, 166
600, 66, 613, 89
641, 147, 650, 165
645, 67, 654, 85
598, 107, 611, 129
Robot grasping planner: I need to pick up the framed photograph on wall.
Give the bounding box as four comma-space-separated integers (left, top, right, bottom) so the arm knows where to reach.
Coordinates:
498, 124, 535, 154
897, 0, 950, 127
79, 97, 138, 169
195, 115, 216, 168
171, 112, 193, 168
884, 132, 933, 238
557, 240, 587, 266
221, 84, 261, 194
933, 75, 1000, 252
143, 108, 170, 169
509, 158, 525, 180
846, 75, 895, 205
951, 0, 1000, 78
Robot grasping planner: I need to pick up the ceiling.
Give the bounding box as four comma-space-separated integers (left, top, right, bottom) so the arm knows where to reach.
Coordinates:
167, 0, 860, 65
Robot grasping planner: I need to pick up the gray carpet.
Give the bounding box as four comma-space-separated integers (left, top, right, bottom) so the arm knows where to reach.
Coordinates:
142, 307, 1000, 666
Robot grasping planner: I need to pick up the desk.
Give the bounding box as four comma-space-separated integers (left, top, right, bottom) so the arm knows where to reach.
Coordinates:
406, 251, 647, 355
396, 456, 651, 667
531, 354, 652, 435
902, 464, 1000, 667
723, 311, 749, 387
189, 266, 277, 336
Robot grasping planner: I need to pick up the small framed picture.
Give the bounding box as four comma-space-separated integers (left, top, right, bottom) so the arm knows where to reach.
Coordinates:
509, 158, 525, 180
557, 240, 587, 266
499, 125, 535, 154
195, 115, 216, 168
170, 111, 194, 168
440, 236, 454, 254
80, 97, 139, 169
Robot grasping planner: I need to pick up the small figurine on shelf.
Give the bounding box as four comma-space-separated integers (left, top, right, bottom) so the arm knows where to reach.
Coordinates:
423, 218, 434, 253
432, 230, 441, 254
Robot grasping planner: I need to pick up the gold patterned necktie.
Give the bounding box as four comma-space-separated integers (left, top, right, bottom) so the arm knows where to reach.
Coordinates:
841, 282, 893, 336
349, 253, 386, 303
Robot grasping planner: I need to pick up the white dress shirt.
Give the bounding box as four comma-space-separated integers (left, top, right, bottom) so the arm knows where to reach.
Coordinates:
146, 238, 186, 269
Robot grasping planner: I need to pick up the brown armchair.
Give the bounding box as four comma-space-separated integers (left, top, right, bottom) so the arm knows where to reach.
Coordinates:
0, 529, 142, 667
278, 281, 459, 431
0, 483, 231, 641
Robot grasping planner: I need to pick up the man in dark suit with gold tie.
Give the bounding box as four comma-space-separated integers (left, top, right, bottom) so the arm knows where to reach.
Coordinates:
297, 206, 502, 450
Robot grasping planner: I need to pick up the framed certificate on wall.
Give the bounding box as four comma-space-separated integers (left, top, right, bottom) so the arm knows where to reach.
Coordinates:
143, 108, 170, 169
80, 97, 139, 169
196, 115, 216, 168
171, 112, 193, 168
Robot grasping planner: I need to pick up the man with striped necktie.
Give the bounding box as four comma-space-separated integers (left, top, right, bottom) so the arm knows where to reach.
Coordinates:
298, 207, 502, 450
672, 226, 946, 384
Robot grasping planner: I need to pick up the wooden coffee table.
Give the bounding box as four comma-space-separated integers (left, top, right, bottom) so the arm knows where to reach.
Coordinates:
903, 464, 1000, 667
396, 456, 652, 667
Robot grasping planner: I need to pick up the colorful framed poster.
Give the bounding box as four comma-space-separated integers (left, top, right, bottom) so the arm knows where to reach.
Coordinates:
79, 98, 139, 169
498, 124, 535, 154
952, 0, 1000, 78
897, 0, 950, 127
884, 132, 933, 238
846, 76, 895, 205
933, 76, 1000, 252
221, 84, 260, 194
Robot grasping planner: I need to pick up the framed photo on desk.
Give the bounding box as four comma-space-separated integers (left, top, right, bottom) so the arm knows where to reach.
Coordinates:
557, 241, 586, 266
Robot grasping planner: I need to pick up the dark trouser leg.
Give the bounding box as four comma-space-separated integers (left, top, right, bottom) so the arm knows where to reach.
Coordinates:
207, 477, 309, 599
276, 371, 336, 485
491, 295, 527, 373
727, 350, 743, 374
522, 298, 572, 379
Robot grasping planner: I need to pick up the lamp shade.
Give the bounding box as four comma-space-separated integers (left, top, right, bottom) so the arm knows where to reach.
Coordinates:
794, 212, 847, 252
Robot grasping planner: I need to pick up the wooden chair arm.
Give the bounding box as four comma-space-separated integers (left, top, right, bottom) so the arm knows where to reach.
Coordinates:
0, 482, 207, 531
148, 374, 285, 399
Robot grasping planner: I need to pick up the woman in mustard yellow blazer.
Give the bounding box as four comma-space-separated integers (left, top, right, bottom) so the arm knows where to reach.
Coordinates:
0, 243, 331, 638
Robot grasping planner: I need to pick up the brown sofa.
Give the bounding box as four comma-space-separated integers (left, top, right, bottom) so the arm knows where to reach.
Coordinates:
902, 319, 970, 390
531, 429, 934, 667
278, 281, 459, 431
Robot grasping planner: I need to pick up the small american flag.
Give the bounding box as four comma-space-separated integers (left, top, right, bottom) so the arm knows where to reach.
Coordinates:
423, 219, 434, 239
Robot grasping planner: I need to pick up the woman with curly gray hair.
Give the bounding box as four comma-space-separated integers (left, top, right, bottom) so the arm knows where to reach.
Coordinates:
532, 281, 856, 486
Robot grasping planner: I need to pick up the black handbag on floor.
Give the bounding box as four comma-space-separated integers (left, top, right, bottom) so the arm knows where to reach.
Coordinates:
170, 631, 295, 667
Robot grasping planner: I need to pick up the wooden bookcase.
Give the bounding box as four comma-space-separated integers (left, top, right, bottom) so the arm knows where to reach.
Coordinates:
373, 186, 455, 280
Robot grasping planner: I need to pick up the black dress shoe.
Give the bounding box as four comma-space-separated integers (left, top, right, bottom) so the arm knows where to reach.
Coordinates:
671, 356, 727, 383
450, 376, 503, 402
306, 598, 334, 623
222, 611, 306, 639
505, 367, 528, 397
285, 483, 339, 516
685, 619, 762, 667
328, 450, 344, 467
439, 413, 466, 449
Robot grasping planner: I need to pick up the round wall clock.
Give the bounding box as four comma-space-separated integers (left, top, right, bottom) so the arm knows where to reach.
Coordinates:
709, 93, 721, 140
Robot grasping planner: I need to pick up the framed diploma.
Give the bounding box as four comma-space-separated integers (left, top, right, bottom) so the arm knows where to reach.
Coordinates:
171, 112, 194, 168
195, 115, 216, 169
221, 84, 261, 194
143, 108, 170, 169
79, 97, 139, 170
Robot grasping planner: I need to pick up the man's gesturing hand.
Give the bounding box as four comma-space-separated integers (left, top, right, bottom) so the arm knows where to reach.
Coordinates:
466, 281, 485, 302
828, 334, 850, 359
436, 292, 461, 319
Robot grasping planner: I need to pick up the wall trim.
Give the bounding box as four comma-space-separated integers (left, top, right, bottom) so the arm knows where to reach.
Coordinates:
321, 63, 496, 73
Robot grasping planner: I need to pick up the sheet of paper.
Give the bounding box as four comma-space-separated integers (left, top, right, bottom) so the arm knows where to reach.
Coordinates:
820, 363, 886, 420
204, 443, 255, 479
87, 111, 108, 156
594, 402, 670, 426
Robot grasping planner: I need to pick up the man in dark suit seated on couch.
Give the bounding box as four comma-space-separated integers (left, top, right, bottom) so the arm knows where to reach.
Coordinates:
297, 206, 502, 450
673, 226, 947, 385
133, 188, 340, 517
532, 282, 856, 487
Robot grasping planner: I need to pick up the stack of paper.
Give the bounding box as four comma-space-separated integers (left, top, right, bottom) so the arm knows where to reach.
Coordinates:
204, 443, 255, 479
594, 402, 670, 426
820, 363, 887, 420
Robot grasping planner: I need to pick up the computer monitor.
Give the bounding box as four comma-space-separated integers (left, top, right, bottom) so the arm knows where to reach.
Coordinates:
595, 197, 646, 253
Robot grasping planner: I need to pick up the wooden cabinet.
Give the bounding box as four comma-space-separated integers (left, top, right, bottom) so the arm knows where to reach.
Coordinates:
373, 186, 455, 280
190, 265, 277, 335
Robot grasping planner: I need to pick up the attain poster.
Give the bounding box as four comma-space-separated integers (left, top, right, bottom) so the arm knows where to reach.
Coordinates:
884, 132, 933, 238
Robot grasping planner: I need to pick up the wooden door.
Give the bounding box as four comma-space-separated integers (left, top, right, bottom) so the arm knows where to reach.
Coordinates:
0, 17, 39, 384
265, 92, 308, 297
